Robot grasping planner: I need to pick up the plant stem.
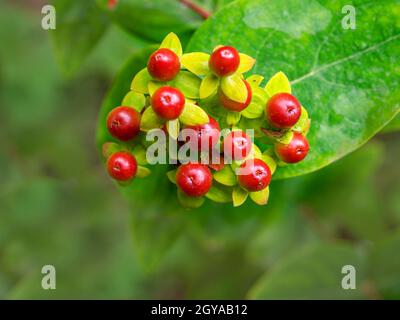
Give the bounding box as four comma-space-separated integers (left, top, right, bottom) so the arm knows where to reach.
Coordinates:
179, 0, 211, 19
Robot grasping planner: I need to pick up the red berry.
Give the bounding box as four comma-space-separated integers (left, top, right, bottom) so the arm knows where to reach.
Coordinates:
219, 79, 252, 111
147, 48, 180, 81
151, 86, 185, 120
223, 130, 252, 161
185, 116, 221, 152
266, 93, 302, 129
107, 152, 137, 181
107, 106, 141, 141
176, 163, 213, 197
275, 132, 309, 163
238, 158, 271, 192
209, 46, 240, 77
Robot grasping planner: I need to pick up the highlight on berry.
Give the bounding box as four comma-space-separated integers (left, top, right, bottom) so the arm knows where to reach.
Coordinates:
101, 33, 311, 209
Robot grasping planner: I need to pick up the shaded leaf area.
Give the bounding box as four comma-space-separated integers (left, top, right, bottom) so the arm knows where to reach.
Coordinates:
188, 0, 400, 179
382, 113, 400, 133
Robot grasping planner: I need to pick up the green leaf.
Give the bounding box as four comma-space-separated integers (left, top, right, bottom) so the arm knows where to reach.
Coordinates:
205, 183, 233, 203
101, 142, 124, 158
179, 102, 209, 126
199, 74, 219, 99
260, 153, 277, 174
136, 165, 151, 178
265, 71, 291, 96
140, 106, 164, 131
226, 111, 241, 126
167, 169, 177, 184
188, 0, 400, 179
177, 189, 205, 208
381, 113, 400, 133
172, 71, 201, 99
237, 53, 256, 74
160, 32, 182, 57
241, 86, 268, 119
121, 91, 146, 112
166, 119, 180, 140
248, 243, 367, 299
246, 74, 264, 88
292, 106, 310, 135
232, 186, 248, 207
181, 52, 210, 76
51, 0, 109, 75
131, 68, 152, 94
249, 187, 269, 205
147, 80, 165, 96
221, 74, 247, 103
132, 145, 148, 165
213, 165, 237, 186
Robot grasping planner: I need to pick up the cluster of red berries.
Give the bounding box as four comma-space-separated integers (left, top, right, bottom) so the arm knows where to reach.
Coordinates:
102, 33, 311, 208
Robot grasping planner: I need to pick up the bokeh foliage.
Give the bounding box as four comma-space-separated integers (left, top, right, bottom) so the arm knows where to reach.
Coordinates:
1, 0, 400, 299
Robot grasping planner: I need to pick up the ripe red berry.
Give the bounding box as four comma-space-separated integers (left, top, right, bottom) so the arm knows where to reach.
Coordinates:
275, 132, 309, 163
107, 106, 141, 141
151, 86, 185, 120
185, 116, 221, 153
238, 158, 271, 192
209, 46, 240, 77
219, 79, 252, 111
223, 130, 252, 161
176, 163, 213, 197
147, 48, 180, 81
266, 93, 302, 129
107, 152, 137, 181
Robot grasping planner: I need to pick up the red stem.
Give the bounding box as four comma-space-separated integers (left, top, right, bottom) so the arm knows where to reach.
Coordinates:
179, 0, 211, 19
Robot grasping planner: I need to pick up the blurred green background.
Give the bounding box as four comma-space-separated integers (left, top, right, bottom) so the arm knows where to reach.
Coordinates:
0, 0, 399, 299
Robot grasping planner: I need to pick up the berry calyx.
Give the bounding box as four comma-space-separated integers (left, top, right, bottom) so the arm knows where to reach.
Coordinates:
107, 106, 141, 141
147, 48, 180, 81
176, 163, 213, 197
185, 116, 221, 153
275, 132, 309, 163
107, 152, 137, 181
223, 130, 252, 161
238, 158, 271, 192
219, 79, 252, 111
151, 86, 185, 120
266, 93, 302, 129
209, 46, 240, 77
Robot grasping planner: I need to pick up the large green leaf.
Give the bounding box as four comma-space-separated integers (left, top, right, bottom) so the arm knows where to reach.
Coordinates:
382, 114, 400, 133
187, 0, 400, 179
51, 0, 110, 75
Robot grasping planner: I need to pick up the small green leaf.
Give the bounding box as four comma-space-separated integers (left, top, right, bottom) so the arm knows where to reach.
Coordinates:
166, 119, 180, 139
179, 102, 209, 126
276, 131, 294, 145
249, 187, 269, 205
241, 86, 268, 119
121, 91, 146, 112
102, 142, 125, 159
148, 80, 165, 96
237, 53, 256, 74
246, 74, 264, 88
221, 74, 247, 103
232, 186, 248, 207
159, 32, 182, 57
213, 165, 237, 186
265, 71, 291, 97
181, 52, 210, 76
205, 183, 233, 203
260, 153, 277, 174
140, 107, 164, 131
131, 68, 151, 94
293, 106, 310, 136
167, 169, 177, 184
172, 71, 201, 99
136, 165, 151, 178
226, 111, 241, 126
132, 145, 148, 165
177, 189, 205, 208
199, 74, 219, 99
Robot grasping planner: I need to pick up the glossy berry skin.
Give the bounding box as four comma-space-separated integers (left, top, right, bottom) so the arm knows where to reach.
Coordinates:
266, 93, 302, 129
151, 86, 185, 120
147, 48, 180, 81
209, 46, 240, 77
107, 152, 137, 181
275, 132, 309, 163
219, 80, 252, 112
223, 130, 252, 161
185, 116, 221, 153
176, 163, 213, 197
107, 106, 141, 141
238, 158, 271, 192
